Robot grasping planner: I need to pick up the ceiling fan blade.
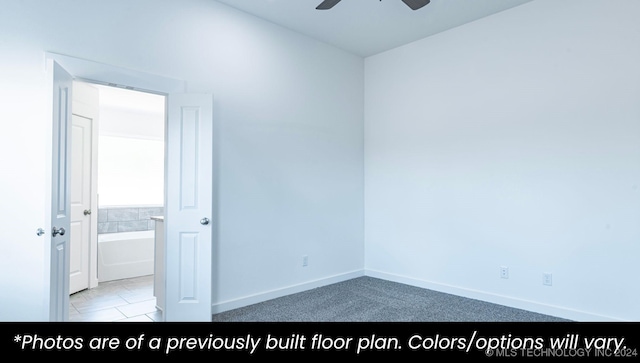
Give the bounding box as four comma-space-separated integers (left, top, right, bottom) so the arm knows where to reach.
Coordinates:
401, 0, 431, 10
316, 0, 342, 10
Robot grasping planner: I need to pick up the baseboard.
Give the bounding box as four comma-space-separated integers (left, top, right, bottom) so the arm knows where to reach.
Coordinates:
365, 269, 624, 322
211, 269, 624, 321
211, 269, 365, 314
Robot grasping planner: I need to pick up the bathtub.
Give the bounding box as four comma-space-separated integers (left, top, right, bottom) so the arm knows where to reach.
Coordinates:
97, 230, 155, 282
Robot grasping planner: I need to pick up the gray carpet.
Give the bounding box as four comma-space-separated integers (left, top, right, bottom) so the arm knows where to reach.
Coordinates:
211, 276, 571, 322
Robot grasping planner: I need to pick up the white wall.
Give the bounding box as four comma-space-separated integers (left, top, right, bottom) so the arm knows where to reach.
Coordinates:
97, 85, 166, 207
0, 0, 364, 320
364, 0, 640, 321
98, 136, 165, 207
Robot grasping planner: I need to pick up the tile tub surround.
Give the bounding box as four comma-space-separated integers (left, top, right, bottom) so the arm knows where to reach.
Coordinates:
98, 206, 164, 234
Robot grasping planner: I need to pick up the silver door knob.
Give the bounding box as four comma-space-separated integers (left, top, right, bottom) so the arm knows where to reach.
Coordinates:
200, 218, 210, 225
52, 226, 66, 237
84, 209, 91, 216
36, 228, 45, 236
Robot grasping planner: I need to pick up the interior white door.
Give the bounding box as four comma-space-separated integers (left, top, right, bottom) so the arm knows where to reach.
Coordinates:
69, 81, 99, 294
50, 61, 73, 321
164, 93, 213, 322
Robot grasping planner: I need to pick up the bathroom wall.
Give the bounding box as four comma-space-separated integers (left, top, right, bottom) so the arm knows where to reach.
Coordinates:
98, 206, 164, 234
96, 84, 165, 210
94, 85, 166, 237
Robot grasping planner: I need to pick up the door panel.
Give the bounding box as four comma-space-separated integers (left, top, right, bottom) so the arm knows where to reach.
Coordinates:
50, 61, 73, 321
69, 114, 92, 294
69, 81, 99, 295
164, 93, 213, 322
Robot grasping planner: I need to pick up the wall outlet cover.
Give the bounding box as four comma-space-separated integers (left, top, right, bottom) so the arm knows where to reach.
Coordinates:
500, 266, 509, 279
543, 273, 552, 286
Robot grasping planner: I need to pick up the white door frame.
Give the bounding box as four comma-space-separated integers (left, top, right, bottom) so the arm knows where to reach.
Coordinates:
45, 52, 216, 321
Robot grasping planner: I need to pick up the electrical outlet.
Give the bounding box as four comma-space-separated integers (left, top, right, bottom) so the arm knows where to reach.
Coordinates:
543, 273, 552, 286
500, 266, 509, 279
303, 255, 308, 267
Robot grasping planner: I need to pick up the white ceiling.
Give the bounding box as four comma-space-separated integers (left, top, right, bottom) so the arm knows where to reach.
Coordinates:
214, 0, 535, 57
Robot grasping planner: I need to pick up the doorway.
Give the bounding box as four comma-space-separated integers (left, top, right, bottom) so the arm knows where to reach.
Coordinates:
48, 53, 214, 322
69, 82, 166, 321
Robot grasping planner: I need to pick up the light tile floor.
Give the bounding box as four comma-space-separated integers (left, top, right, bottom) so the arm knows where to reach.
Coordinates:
69, 275, 162, 322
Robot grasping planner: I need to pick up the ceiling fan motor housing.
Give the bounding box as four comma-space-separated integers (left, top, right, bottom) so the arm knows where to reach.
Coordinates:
316, 0, 431, 11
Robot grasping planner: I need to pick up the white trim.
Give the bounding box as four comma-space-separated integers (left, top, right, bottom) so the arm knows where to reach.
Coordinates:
211, 270, 365, 314
44, 52, 186, 95
365, 269, 625, 322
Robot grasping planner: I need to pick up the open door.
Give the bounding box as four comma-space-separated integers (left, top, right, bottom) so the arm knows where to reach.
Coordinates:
49, 60, 73, 321
69, 81, 99, 294
164, 93, 213, 321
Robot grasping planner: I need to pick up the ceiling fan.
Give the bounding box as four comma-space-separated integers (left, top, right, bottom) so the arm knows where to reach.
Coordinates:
316, 0, 431, 11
